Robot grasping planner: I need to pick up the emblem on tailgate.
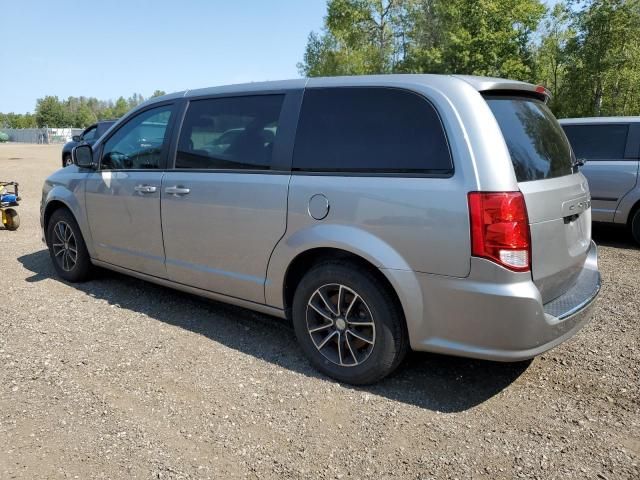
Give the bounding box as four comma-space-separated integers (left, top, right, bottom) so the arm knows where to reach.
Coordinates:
563, 198, 591, 216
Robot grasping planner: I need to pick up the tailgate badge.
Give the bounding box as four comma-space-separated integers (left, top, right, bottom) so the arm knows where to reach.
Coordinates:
564, 198, 591, 216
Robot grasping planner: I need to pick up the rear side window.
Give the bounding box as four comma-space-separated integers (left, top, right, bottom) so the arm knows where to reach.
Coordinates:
562, 124, 629, 160
96, 122, 114, 137
176, 95, 284, 170
292, 87, 452, 174
485, 96, 573, 182
81, 127, 97, 141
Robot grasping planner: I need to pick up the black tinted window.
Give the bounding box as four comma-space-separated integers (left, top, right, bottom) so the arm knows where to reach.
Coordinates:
562, 124, 629, 160
96, 122, 115, 137
176, 95, 284, 170
81, 127, 97, 141
101, 105, 173, 170
292, 88, 452, 173
485, 96, 573, 182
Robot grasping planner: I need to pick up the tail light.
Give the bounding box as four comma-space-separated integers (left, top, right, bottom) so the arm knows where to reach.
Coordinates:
468, 192, 531, 272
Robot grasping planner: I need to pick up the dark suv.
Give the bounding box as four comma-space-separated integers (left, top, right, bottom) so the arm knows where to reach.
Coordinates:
61, 120, 116, 167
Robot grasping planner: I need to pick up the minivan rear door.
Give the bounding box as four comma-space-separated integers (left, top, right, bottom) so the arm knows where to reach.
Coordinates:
562, 122, 639, 223
485, 95, 592, 303
160, 93, 299, 304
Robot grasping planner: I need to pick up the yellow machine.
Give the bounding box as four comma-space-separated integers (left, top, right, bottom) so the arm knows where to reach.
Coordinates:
0, 181, 20, 231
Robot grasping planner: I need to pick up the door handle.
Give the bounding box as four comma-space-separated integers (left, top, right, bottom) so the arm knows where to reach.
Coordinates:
134, 184, 157, 194
165, 186, 191, 196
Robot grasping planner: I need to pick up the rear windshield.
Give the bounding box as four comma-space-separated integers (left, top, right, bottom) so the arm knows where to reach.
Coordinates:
485, 96, 574, 182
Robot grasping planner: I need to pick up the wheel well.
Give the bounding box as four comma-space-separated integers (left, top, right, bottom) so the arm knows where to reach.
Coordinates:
283, 248, 406, 322
628, 199, 640, 228
43, 200, 71, 233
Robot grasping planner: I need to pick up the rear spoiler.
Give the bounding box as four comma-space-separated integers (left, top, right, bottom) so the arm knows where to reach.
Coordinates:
452, 75, 552, 103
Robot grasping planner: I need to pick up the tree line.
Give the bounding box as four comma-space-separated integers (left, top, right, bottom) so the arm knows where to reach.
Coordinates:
2, 0, 637, 127
0, 90, 166, 129
299, 0, 640, 118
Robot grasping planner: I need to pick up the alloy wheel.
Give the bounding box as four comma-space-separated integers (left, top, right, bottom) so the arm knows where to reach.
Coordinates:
306, 283, 376, 367
51, 221, 78, 272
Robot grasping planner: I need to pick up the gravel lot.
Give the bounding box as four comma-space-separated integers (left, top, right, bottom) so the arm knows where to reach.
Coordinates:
0, 143, 638, 479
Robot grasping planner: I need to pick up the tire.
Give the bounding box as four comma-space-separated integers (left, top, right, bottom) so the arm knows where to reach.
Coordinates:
46, 208, 92, 282
2, 208, 19, 230
631, 209, 640, 245
63, 155, 73, 167
291, 261, 409, 385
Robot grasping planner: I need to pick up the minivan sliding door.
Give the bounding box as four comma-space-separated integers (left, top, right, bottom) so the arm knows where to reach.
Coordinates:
161, 93, 297, 304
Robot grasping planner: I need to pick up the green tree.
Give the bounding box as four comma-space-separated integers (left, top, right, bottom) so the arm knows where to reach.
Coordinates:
2, 89, 167, 127
113, 97, 130, 118
299, 0, 410, 76
74, 104, 97, 128
535, 2, 574, 115
35, 96, 66, 127
151, 90, 166, 97
562, 0, 640, 116
300, 0, 546, 82
408, 0, 546, 80
128, 93, 145, 109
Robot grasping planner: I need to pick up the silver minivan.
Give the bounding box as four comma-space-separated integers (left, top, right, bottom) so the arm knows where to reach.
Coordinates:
560, 117, 640, 244
41, 75, 601, 384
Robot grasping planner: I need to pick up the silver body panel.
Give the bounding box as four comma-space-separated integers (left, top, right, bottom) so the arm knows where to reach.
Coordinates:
41, 74, 601, 362
581, 161, 639, 222
518, 174, 592, 303
160, 172, 289, 304
560, 117, 640, 225
84, 170, 166, 277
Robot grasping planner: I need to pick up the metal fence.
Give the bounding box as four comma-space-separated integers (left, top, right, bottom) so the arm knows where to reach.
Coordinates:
0, 127, 84, 144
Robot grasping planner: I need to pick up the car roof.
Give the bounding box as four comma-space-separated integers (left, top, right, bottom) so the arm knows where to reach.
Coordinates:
559, 117, 640, 125
142, 74, 542, 106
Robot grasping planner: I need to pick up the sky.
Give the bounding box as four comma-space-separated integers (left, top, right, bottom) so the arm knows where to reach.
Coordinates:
0, 0, 327, 113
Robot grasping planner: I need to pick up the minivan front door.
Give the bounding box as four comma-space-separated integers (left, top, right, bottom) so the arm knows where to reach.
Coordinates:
160, 95, 290, 304
84, 104, 175, 277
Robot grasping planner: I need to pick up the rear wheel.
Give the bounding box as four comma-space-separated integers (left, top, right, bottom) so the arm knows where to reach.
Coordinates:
2, 208, 19, 230
46, 208, 92, 282
631, 209, 640, 245
291, 261, 408, 385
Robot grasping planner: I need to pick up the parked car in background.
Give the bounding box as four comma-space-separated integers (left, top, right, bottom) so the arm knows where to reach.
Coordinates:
61, 120, 116, 167
41, 75, 600, 384
560, 118, 640, 244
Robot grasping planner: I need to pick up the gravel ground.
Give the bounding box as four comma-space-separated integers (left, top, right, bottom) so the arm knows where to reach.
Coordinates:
0, 143, 638, 479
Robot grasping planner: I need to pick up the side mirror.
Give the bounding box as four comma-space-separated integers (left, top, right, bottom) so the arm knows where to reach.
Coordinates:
572, 157, 587, 173
72, 135, 81, 142
73, 144, 95, 169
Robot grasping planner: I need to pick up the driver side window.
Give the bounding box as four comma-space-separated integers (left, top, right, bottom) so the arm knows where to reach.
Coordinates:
101, 105, 173, 170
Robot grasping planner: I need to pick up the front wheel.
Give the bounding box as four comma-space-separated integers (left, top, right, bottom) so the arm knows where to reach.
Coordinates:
46, 208, 92, 282
631, 209, 640, 245
292, 261, 409, 385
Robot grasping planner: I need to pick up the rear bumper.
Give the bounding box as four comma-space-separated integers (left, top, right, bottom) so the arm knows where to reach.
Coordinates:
403, 241, 600, 361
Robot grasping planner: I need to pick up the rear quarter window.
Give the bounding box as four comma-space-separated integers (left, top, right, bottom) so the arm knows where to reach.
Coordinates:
485, 96, 574, 182
292, 87, 453, 174
562, 124, 629, 160
96, 122, 115, 137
